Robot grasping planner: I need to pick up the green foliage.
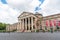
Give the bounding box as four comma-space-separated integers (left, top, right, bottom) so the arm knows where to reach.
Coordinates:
0, 23, 7, 30
0, 30, 6, 32
45, 26, 47, 30
36, 29, 40, 32
7, 29, 17, 32
47, 30, 50, 32
54, 29, 57, 32
12, 29, 17, 32
50, 28, 53, 33
56, 26, 59, 29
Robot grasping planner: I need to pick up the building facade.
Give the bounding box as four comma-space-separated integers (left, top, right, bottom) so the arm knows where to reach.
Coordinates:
6, 23, 18, 32
6, 12, 60, 32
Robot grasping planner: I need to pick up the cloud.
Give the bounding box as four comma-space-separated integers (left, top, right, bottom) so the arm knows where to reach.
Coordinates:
39, 0, 60, 16
0, 2, 20, 24
4, 0, 60, 14
0, 0, 60, 24
0, 0, 35, 24
6, 0, 42, 12
6, 0, 33, 12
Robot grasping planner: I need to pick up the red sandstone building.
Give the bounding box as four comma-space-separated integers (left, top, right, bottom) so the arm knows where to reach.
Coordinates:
6, 12, 60, 32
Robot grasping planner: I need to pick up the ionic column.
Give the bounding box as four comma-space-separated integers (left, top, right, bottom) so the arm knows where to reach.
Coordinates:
25, 18, 27, 30
28, 18, 30, 30
21, 19, 22, 30
24, 19, 25, 30
21, 19, 24, 30
20, 20, 21, 29
22, 19, 24, 30
17, 22, 20, 31
31, 17, 33, 30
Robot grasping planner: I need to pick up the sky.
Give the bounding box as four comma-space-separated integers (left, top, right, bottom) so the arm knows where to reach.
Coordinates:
0, 0, 60, 24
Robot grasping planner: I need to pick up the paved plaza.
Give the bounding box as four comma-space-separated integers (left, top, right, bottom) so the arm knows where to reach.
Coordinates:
0, 32, 60, 40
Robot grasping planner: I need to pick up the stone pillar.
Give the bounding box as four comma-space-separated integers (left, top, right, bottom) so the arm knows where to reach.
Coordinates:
25, 18, 27, 30
21, 19, 24, 30
17, 22, 19, 31
31, 17, 33, 30
19, 20, 21, 29
20, 19, 22, 30
22, 19, 24, 30
28, 18, 30, 30
24, 19, 25, 30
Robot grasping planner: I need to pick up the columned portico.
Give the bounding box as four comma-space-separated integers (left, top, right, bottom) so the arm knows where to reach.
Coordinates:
19, 17, 34, 32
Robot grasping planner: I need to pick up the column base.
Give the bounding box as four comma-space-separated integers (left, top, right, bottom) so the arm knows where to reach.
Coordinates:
24, 30, 31, 32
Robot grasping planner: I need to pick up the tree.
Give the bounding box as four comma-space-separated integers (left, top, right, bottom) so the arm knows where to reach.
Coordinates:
0, 23, 6, 30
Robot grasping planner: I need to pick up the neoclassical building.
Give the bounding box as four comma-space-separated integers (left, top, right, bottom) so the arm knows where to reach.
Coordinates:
6, 12, 60, 32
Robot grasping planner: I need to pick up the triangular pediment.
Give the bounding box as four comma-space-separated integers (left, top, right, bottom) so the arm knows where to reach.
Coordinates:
18, 12, 34, 18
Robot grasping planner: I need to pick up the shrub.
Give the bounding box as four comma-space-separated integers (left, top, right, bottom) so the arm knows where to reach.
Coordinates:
12, 29, 17, 32
0, 30, 6, 32
42, 29, 45, 32
54, 29, 57, 32
36, 29, 40, 32
48, 30, 50, 32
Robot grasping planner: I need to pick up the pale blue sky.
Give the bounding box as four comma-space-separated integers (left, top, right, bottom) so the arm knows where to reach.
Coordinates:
1, 0, 7, 4
0, 0, 60, 24
35, 0, 45, 11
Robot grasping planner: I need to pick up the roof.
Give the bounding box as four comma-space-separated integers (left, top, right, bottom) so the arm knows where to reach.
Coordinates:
35, 12, 42, 16
18, 12, 43, 18
18, 12, 34, 18
43, 13, 60, 20
44, 13, 60, 18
